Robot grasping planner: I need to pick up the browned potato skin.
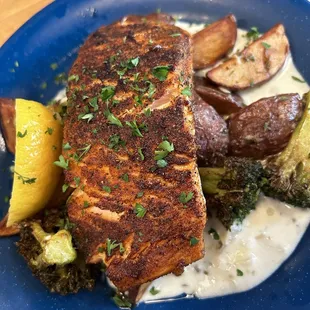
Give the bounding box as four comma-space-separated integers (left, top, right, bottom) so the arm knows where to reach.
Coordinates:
122, 13, 175, 25
208, 24, 289, 90
0, 98, 16, 154
228, 94, 304, 159
194, 76, 244, 115
193, 92, 229, 166
193, 14, 237, 70
0, 214, 19, 237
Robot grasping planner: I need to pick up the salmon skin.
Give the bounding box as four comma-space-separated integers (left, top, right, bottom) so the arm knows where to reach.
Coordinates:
63, 14, 207, 292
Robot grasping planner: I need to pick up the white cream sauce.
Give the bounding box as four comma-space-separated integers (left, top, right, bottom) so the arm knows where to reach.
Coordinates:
141, 22, 310, 303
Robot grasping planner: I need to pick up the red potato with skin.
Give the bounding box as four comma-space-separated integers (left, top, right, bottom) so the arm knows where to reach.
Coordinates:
208, 23, 290, 90
194, 76, 244, 115
228, 94, 304, 159
193, 14, 237, 70
193, 92, 229, 166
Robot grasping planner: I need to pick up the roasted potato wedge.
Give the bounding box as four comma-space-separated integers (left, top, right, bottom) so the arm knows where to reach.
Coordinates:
208, 24, 289, 90
0, 98, 16, 154
228, 94, 304, 159
193, 14, 237, 70
0, 214, 19, 237
193, 92, 229, 166
194, 76, 244, 115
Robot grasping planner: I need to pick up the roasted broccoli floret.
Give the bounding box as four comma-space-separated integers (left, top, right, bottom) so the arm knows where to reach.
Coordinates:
30, 222, 77, 267
199, 157, 265, 229
16, 209, 97, 295
263, 92, 310, 208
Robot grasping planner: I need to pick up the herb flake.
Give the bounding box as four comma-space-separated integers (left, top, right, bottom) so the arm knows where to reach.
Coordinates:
17, 130, 27, 138
179, 191, 194, 204
134, 203, 147, 218
190, 237, 199, 246
54, 155, 69, 170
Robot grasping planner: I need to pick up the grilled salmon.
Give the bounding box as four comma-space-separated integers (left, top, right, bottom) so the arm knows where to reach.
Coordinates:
63, 15, 207, 291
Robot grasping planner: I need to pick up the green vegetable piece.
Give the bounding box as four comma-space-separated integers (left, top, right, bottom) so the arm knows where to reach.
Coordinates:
152, 65, 171, 82
30, 222, 77, 267
190, 237, 199, 246
134, 203, 147, 218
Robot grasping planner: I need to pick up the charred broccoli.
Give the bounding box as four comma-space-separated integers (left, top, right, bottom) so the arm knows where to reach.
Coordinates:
199, 157, 265, 229
17, 209, 97, 295
263, 92, 310, 208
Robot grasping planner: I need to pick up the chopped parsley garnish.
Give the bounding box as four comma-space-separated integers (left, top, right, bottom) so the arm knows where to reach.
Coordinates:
83, 201, 89, 208
117, 68, 127, 77
63, 142, 71, 150
108, 134, 126, 151
14, 171, 36, 184
134, 95, 143, 106
181, 86, 192, 97
102, 185, 111, 193
138, 147, 145, 160
246, 26, 260, 41
68, 74, 79, 82
157, 159, 167, 168
264, 122, 271, 131
208, 228, 220, 240
130, 57, 140, 67
121, 173, 129, 182
54, 155, 69, 170
101, 86, 115, 101
89, 97, 98, 111
152, 65, 171, 82
78, 109, 94, 123
74, 177, 80, 186
50, 63, 58, 70
98, 246, 104, 253
104, 109, 123, 127
291, 76, 306, 83
126, 120, 146, 137
149, 287, 160, 295
136, 191, 144, 198
40, 82, 47, 90
45, 127, 53, 135
106, 238, 124, 256
262, 42, 271, 49
190, 237, 199, 246
17, 130, 27, 138
154, 140, 174, 160
119, 57, 140, 73
54, 72, 67, 85
147, 81, 156, 98
112, 294, 132, 308
170, 33, 181, 37
77, 144, 91, 161
144, 108, 152, 117
134, 203, 147, 218
133, 72, 140, 81
237, 269, 244, 276
179, 191, 194, 204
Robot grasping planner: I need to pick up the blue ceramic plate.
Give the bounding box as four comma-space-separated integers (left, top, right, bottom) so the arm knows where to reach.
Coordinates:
0, 0, 309, 309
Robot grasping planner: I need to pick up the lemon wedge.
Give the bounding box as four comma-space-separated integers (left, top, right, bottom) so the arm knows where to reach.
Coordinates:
7, 99, 63, 226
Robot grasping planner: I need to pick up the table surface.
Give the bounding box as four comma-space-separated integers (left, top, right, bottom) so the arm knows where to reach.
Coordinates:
0, 0, 53, 47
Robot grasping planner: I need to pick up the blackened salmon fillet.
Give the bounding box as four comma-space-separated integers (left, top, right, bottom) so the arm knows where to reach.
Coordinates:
63, 15, 206, 291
